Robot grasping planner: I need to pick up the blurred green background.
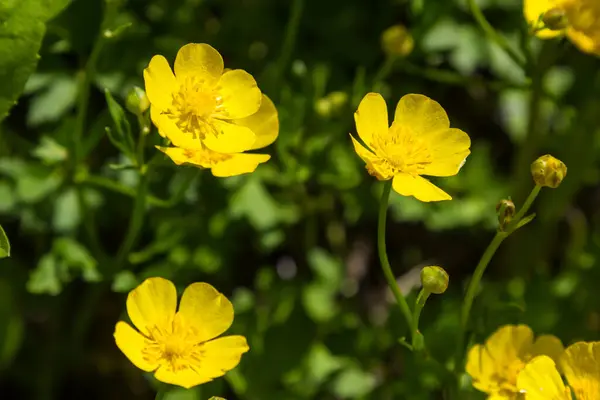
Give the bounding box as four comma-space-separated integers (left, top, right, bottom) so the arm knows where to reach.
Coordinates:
1, 0, 600, 398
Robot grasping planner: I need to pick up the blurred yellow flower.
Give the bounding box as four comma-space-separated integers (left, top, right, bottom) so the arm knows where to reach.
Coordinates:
518, 341, 600, 400
351, 93, 470, 202
156, 94, 279, 177
114, 277, 249, 389
381, 25, 414, 57
466, 324, 564, 399
144, 43, 279, 176
524, 0, 600, 55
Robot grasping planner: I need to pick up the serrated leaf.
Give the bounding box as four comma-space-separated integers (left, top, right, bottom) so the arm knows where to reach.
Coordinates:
0, 0, 71, 122
0, 225, 10, 258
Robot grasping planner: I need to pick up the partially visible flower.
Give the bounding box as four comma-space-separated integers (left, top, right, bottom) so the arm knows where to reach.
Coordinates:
381, 25, 414, 57
524, 0, 600, 55
114, 277, 249, 389
157, 94, 278, 177
466, 324, 564, 398
351, 93, 470, 202
518, 341, 600, 399
531, 154, 567, 188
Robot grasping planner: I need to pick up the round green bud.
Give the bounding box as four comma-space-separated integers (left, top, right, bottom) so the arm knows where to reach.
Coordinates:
531, 154, 567, 188
420, 266, 449, 295
381, 25, 414, 57
126, 86, 150, 115
542, 8, 569, 31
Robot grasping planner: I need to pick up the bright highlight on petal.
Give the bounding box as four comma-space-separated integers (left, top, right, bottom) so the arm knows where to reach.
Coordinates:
517, 356, 571, 400
114, 278, 249, 389
144, 43, 279, 177
351, 92, 470, 202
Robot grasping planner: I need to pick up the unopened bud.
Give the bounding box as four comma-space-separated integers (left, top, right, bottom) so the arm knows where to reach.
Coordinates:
314, 91, 348, 118
381, 25, 414, 57
531, 154, 567, 188
542, 8, 569, 31
126, 86, 150, 115
496, 199, 516, 231
420, 266, 449, 295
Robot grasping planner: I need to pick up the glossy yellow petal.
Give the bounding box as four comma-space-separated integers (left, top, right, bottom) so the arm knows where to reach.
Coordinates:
420, 128, 471, 177
213, 69, 262, 120
152, 110, 203, 149
485, 325, 534, 363
174, 43, 224, 85
393, 94, 450, 136
354, 93, 389, 146
198, 335, 249, 377
517, 356, 571, 400
562, 341, 600, 398
234, 94, 279, 150
531, 335, 565, 365
567, 28, 600, 55
176, 282, 234, 343
154, 365, 213, 389
143, 55, 177, 110
350, 135, 393, 180
203, 119, 256, 154
211, 153, 271, 177
114, 321, 158, 372
126, 277, 177, 337
466, 344, 501, 394
392, 173, 451, 202
523, 0, 564, 39
156, 146, 214, 169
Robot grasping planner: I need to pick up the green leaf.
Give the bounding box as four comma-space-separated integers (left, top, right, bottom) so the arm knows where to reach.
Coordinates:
27, 254, 62, 295
104, 89, 135, 160
32, 136, 68, 165
0, 225, 10, 258
331, 366, 377, 398
111, 271, 138, 293
0, 0, 71, 122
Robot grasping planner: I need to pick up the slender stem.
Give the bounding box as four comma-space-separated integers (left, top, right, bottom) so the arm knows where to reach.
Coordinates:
274, 0, 304, 87
467, 0, 526, 69
412, 289, 431, 349
372, 56, 397, 91
378, 180, 414, 332
508, 185, 541, 231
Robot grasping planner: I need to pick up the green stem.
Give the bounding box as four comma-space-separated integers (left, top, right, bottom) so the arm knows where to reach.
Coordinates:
274, 0, 304, 87
372, 56, 397, 91
467, 0, 526, 69
508, 185, 541, 231
378, 180, 414, 333
412, 289, 431, 349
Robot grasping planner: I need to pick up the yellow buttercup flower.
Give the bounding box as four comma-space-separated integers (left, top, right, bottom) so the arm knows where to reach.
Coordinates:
524, 0, 600, 55
518, 341, 600, 400
351, 93, 470, 202
466, 324, 564, 399
156, 93, 279, 177
114, 277, 249, 389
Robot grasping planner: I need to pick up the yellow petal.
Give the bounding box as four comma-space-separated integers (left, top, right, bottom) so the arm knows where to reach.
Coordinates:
143, 55, 177, 110
152, 110, 203, 150
211, 153, 271, 177
127, 277, 177, 337
176, 282, 234, 343
466, 344, 501, 394
393, 94, 450, 137
174, 43, 224, 85
156, 146, 214, 169
523, 0, 564, 39
485, 325, 535, 363
350, 134, 392, 180
354, 92, 389, 146
567, 29, 600, 55
420, 128, 471, 177
154, 365, 213, 389
517, 356, 571, 400
198, 335, 249, 377
113, 321, 158, 372
213, 69, 262, 120
561, 341, 600, 397
234, 94, 279, 150
531, 335, 565, 365
203, 119, 256, 154
392, 173, 451, 202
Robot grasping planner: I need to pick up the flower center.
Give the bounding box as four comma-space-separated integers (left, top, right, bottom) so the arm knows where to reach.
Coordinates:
142, 322, 205, 372
164, 77, 223, 141
371, 124, 432, 176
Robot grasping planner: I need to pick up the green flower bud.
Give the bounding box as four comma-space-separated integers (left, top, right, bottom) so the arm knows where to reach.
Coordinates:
381, 25, 414, 57
420, 266, 449, 295
496, 199, 516, 231
542, 8, 569, 31
531, 154, 567, 188
126, 86, 150, 115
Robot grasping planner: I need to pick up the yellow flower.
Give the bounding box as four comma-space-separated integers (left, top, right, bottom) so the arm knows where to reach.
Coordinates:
156, 93, 279, 177
518, 341, 600, 400
351, 93, 470, 202
466, 324, 564, 398
524, 0, 600, 55
114, 277, 249, 389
